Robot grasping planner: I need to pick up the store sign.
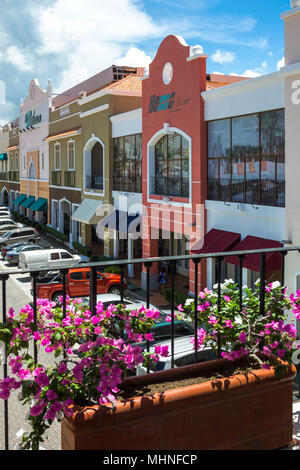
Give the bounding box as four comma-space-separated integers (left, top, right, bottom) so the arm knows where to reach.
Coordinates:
25, 110, 42, 128
148, 92, 191, 114
148, 92, 175, 113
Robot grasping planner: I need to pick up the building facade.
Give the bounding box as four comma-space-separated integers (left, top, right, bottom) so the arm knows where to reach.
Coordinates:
16, 79, 52, 222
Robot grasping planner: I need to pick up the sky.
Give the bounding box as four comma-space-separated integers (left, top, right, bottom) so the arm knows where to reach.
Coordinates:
0, 0, 291, 125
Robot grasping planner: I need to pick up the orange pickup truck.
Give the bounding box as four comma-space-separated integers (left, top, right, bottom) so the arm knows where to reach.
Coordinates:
31, 268, 126, 303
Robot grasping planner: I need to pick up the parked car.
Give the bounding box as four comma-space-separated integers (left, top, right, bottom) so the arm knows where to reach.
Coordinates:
19, 249, 82, 270
0, 219, 21, 227
30, 268, 127, 303
0, 211, 11, 217
81, 293, 157, 310
0, 227, 40, 246
0, 224, 23, 236
136, 336, 217, 375
0, 206, 8, 211
5, 244, 43, 266
1, 242, 29, 258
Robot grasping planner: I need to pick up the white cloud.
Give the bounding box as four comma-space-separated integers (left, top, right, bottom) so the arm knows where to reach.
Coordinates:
240, 61, 268, 78
4, 46, 33, 73
277, 57, 285, 70
211, 49, 235, 64
116, 47, 152, 68
32, 0, 165, 92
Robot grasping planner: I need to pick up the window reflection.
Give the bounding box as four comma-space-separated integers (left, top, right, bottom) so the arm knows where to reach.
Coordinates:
113, 134, 142, 193
208, 109, 285, 207
153, 133, 190, 198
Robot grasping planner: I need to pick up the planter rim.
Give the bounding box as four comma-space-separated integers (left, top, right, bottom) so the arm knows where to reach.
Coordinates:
65, 357, 296, 429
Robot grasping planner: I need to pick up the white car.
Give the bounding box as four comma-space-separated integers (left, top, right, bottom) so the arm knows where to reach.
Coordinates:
82, 293, 158, 311
136, 335, 217, 375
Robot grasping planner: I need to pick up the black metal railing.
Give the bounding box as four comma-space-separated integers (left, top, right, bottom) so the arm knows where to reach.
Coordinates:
208, 178, 285, 207
1, 245, 300, 449
51, 171, 61, 186
86, 175, 104, 191
151, 176, 189, 198
64, 171, 75, 188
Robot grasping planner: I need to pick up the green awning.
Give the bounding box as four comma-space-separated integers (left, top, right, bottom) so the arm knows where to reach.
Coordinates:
20, 196, 36, 209
14, 194, 27, 206
0, 153, 7, 161
30, 197, 48, 212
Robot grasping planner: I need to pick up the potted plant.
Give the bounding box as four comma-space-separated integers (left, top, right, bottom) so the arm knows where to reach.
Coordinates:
0, 280, 299, 450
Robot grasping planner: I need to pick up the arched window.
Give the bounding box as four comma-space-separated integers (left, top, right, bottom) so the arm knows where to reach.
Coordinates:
84, 136, 104, 192
28, 161, 36, 180
154, 132, 189, 197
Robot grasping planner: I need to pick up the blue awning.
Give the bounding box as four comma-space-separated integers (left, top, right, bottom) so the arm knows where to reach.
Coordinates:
0, 153, 8, 161
30, 198, 48, 212
14, 194, 27, 206
20, 196, 36, 209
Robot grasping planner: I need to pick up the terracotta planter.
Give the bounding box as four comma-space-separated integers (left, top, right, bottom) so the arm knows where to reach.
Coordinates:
61, 358, 296, 450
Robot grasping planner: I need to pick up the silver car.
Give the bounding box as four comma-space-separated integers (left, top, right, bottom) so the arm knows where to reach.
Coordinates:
0, 227, 40, 246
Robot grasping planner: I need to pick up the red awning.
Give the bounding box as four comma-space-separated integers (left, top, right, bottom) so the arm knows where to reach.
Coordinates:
191, 229, 241, 254
225, 235, 283, 272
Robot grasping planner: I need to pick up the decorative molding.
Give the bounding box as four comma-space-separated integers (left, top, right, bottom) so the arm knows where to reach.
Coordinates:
80, 103, 109, 119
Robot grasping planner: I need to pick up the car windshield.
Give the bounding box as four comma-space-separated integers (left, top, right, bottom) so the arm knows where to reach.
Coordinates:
1, 231, 13, 239
15, 245, 32, 252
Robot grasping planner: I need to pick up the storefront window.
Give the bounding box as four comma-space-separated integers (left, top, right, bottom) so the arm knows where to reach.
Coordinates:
207, 109, 285, 207
153, 133, 189, 198
113, 134, 142, 193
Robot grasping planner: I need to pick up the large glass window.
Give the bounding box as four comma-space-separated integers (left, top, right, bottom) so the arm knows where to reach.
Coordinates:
153, 133, 189, 198
207, 109, 285, 207
113, 133, 142, 193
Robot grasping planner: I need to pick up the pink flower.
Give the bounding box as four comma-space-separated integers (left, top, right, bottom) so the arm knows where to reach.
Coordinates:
262, 363, 271, 370
224, 319, 233, 328
263, 346, 271, 356
33, 331, 41, 341
46, 390, 58, 401
224, 296, 231, 302
57, 363, 67, 374
238, 332, 247, 344
145, 333, 154, 341
45, 408, 56, 422
208, 315, 218, 326
277, 349, 286, 359
30, 400, 45, 417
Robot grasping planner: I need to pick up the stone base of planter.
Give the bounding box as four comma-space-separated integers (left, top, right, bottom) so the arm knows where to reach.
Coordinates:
61, 359, 296, 450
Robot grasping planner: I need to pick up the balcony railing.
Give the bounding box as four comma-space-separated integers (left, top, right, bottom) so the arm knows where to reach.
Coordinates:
86, 175, 104, 191
1, 245, 300, 449
208, 178, 285, 207
0, 172, 7, 181
150, 176, 189, 198
8, 170, 19, 182
51, 171, 61, 186
64, 171, 75, 188
113, 175, 142, 193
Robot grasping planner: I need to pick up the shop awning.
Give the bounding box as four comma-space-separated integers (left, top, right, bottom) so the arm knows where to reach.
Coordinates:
71, 198, 103, 224
20, 196, 36, 209
0, 153, 7, 161
30, 197, 48, 212
14, 194, 27, 206
191, 229, 241, 254
102, 210, 141, 235
225, 235, 283, 272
